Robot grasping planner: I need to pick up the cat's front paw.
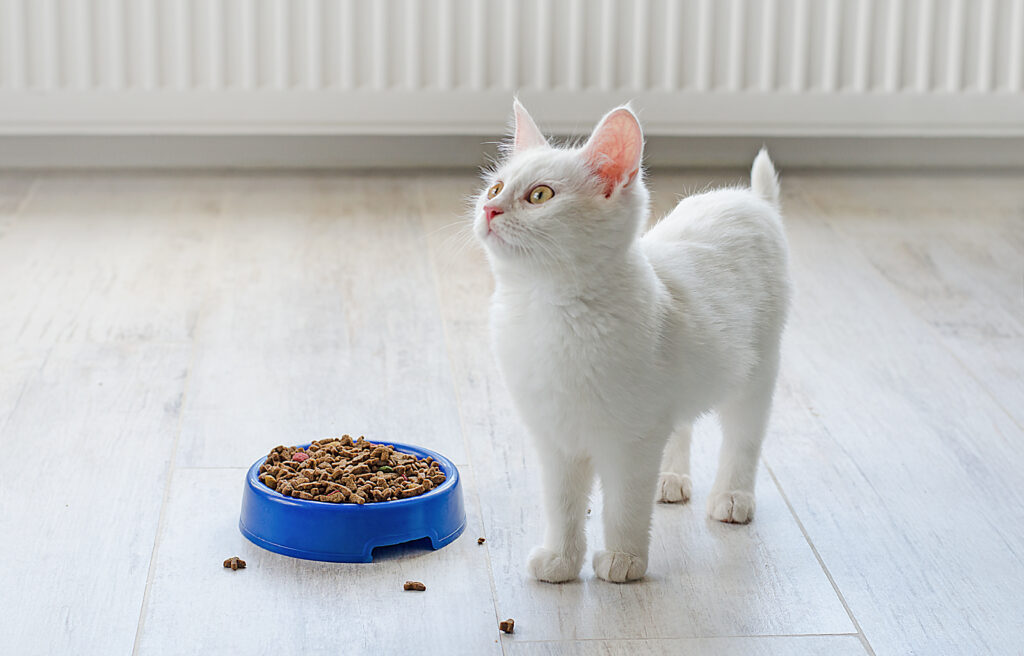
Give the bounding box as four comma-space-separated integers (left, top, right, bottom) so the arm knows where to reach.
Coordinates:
527, 546, 582, 583
707, 490, 756, 524
657, 472, 693, 503
592, 550, 647, 583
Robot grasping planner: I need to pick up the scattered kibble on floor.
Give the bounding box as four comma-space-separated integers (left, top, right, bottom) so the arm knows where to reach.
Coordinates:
403, 580, 426, 591
499, 618, 514, 634
477, 537, 485, 545
223, 556, 246, 571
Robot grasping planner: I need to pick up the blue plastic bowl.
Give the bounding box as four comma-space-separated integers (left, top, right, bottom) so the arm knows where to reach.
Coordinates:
239, 441, 466, 562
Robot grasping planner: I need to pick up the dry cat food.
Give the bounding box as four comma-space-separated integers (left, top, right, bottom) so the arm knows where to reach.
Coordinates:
477, 537, 486, 545
258, 435, 446, 504
403, 581, 427, 591
223, 556, 246, 571
499, 619, 515, 634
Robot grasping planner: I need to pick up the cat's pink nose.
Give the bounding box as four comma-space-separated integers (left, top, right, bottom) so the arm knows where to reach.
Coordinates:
484, 206, 504, 226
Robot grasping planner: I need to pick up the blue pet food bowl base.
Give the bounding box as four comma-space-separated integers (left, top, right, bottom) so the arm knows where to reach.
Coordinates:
238, 517, 466, 563
239, 441, 466, 563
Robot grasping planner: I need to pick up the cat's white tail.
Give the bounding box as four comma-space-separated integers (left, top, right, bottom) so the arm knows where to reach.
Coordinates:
751, 148, 780, 209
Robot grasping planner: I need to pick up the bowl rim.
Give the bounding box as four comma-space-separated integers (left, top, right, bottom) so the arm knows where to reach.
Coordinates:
245, 439, 460, 509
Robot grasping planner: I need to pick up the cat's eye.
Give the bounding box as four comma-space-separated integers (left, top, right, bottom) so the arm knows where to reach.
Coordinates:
487, 181, 504, 199
527, 185, 555, 204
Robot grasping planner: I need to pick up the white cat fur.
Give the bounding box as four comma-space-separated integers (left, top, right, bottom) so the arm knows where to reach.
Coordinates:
473, 101, 791, 583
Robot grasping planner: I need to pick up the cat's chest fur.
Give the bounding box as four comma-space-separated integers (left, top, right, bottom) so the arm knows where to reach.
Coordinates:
489, 279, 671, 445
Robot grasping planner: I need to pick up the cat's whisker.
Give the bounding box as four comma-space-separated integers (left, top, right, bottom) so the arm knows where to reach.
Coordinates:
527, 229, 580, 280
442, 230, 478, 263
432, 223, 484, 278
424, 218, 472, 240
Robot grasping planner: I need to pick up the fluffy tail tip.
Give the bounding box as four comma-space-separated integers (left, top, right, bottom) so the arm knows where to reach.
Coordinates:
751, 147, 780, 208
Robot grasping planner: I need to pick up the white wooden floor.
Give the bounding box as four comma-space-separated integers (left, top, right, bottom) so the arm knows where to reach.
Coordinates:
0, 169, 1021, 656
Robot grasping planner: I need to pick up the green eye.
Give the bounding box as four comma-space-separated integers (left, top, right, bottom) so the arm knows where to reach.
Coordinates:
527, 185, 554, 204
487, 181, 504, 199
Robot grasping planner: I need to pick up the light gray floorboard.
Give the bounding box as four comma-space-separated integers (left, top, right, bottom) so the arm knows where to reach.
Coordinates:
792, 174, 1024, 428
756, 177, 1024, 655
0, 343, 191, 656
175, 175, 465, 468
134, 467, 501, 656
3, 170, 1021, 655
0, 174, 220, 345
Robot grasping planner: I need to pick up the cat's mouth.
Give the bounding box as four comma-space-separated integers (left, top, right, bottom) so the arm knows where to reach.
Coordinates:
476, 213, 517, 252
485, 227, 511, 248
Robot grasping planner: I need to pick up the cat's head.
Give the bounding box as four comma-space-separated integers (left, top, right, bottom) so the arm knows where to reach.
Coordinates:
473, 100, 649, 276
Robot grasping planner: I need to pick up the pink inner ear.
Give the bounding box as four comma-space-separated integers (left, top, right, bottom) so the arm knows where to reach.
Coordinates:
583, 110, 642, 197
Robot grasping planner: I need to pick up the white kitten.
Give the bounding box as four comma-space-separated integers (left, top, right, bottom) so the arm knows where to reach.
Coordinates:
474, 101, 791, 583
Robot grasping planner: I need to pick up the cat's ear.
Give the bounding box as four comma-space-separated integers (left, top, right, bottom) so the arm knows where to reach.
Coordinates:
511, 99, 549, 153
581, 107, 644, 198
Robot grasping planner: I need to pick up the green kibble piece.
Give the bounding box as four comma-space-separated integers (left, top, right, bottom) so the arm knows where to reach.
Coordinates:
377, 466, 393, 473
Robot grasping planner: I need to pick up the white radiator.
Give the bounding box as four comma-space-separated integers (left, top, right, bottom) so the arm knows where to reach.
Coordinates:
0, 0, 1022, 136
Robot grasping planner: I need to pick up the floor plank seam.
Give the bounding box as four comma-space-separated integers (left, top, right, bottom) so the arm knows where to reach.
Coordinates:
12, 176, 40, 217
509, 632, 864, 643
763, 460, 876, 656
0, 340, 56, 439
130, 183, 228, 655
419, 186, 507, 656
129, 338, 198, 656
129, 325, 205, 652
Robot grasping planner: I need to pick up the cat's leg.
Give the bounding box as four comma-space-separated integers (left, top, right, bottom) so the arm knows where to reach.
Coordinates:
657, 423, 693, 503
527, 450, 594, 583
708, 352, 779, 524
592, 444, 661, 583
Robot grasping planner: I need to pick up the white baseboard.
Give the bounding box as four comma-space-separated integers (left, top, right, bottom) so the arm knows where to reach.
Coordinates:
1, 135, 1023, 170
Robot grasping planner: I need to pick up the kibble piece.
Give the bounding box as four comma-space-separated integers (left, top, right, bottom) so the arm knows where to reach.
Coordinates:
477, 537, 486, 545
292, 452, 309, 462
499, 619, 514, 634
403, 580, 426, 591
223, 556, 246, 571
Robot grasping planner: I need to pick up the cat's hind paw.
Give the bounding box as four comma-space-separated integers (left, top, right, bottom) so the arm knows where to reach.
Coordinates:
707, 490, 756, 524
592, 550, 647, 583
527, 547, 581, 583
656, 472, 693, 503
